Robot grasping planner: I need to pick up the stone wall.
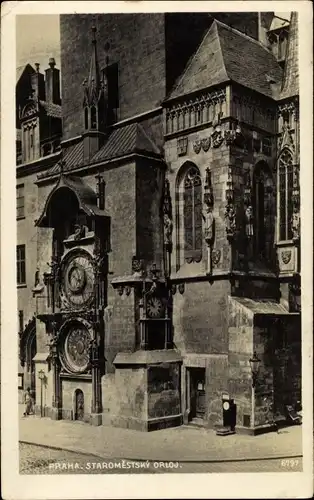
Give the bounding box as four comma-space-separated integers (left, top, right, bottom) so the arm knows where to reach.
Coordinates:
136, 159, 164, 270
173, 280, 230, 354
228, 297, 254, 428
61, 378, 92, 422
60, 14, 166, 140
112, 366, 147, 429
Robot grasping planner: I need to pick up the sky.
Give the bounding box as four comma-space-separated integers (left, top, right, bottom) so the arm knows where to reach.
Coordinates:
16, 12, 291, 72
16, 15, 60, 70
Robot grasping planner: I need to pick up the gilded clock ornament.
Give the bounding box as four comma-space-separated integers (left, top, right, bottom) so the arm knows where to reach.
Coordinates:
146, 296, 163, 318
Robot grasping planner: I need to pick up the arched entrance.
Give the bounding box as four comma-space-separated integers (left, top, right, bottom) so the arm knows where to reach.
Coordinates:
74, 389, 85, 421
19, 317, 37, 402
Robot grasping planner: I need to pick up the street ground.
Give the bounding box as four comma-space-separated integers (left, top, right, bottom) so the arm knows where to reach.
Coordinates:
20, 443, 302, 474
19, 405, 303, 473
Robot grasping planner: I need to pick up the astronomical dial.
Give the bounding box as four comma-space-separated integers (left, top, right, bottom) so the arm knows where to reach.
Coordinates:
146, 296, 164, 318
61, 251, 95, 309
62, 322, 91, 373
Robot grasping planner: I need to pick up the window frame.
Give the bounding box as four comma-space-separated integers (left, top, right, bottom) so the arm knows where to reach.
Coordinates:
16, 183, 25, 219
278, 149, 294, 242
17, 244, 26, 286
176, 163, 203, 270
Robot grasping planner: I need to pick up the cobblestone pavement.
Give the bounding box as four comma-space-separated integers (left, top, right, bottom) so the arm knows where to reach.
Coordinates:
20, 443, 302, 474
19, 407, 302, 463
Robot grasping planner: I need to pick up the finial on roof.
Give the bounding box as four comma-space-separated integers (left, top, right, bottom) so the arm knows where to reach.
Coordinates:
49, 57, 56, 69
92, 25, 97, 43
35, 63, 40, 73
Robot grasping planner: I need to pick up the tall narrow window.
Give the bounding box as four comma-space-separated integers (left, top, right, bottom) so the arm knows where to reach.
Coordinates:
17, 245, 26, 285
90, 106, 97, 129
16, 184, 25, 219
84, 107, 89, 130
183, 167, 202, 263
279, 149, 293, 241
253, 162, 275, 262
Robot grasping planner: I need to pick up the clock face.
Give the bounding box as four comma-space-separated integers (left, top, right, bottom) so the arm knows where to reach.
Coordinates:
61, 251, 95, 309
61, 321, 91, 374
146, 296, 164, 318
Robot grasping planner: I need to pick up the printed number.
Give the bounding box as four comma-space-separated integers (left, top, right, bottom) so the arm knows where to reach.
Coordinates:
281, 459, 299, 468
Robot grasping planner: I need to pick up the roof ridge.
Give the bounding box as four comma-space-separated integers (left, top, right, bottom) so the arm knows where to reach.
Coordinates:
215, 18, 273, 55
215, 21, 228, 82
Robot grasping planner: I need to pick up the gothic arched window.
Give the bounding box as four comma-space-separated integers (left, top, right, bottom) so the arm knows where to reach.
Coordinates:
253, 162, 275, 262
183, 166, 202, 263
84, 107, 89, 130
90, 106, 97, 129
279, 149, 293, 241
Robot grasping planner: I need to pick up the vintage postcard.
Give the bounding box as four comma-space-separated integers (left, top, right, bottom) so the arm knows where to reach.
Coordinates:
1, 1, 313, 499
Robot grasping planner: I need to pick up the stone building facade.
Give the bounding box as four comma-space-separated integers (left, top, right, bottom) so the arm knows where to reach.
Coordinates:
17, 12, 301, 433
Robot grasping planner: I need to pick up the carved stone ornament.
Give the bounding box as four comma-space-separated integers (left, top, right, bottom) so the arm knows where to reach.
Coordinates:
178, 283, 185, 295
280, 123, 294, 151
163, 178, 173, 249
177, 137, 188, 157
171, 284, 177, 295
201, 137, 211, 152
125, 285, 131, 296
281, 250, 292, 265
225, 204, 237, 240
211, 127, 224, 148
193, 140, 202, 154
224, 124, 245, 148
117, 285, 124, 296
132, 256, 144, 275
212, 249, 221, 266
291, 212, 300, 242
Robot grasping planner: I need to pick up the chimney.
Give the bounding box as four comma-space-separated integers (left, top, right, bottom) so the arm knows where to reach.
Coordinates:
31, 63, 46, 101
45, 57, 61, 104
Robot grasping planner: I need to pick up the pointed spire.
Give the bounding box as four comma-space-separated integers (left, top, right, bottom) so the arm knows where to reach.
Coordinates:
280, 12, 298, 100
83, 25, 104, 107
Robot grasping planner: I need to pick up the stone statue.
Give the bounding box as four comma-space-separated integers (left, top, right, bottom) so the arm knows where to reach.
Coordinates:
203, 209, 214, 244
163, 212, 173, 246
245, 205, 254, 237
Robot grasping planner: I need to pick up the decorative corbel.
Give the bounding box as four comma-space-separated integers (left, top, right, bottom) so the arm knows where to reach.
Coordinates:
224, 165, 236, 242
224, 121, 245, 148
211, 112, 224, 148
203, 168, 215, 274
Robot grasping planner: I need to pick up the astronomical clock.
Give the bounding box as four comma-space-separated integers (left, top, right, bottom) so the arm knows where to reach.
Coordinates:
60, 249, 95, 310
59, 319, 92, 374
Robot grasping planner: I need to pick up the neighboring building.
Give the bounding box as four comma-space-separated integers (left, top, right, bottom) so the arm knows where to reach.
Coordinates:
17, 60, 62, 402
17, 13, 300, 433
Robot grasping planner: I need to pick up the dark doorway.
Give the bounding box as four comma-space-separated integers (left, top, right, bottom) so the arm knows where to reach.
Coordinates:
189, 368, 206, 420
74, 389, 84, 421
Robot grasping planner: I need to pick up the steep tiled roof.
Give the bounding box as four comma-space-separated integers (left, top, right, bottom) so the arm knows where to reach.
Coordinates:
280, 12, 298, 100
167, 20, 283, 101
16, 64, 35, 84
38, 123, 161, 180
39, 100, 62, 119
